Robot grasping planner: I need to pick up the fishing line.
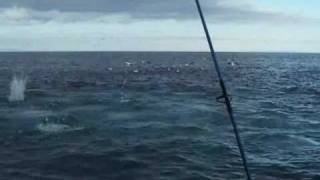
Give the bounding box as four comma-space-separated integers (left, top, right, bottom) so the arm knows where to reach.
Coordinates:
194, 0, 252, 179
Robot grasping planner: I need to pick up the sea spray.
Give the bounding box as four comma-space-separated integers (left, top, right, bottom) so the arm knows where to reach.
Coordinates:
37, 117, 84, 133
8, 75, 27, 102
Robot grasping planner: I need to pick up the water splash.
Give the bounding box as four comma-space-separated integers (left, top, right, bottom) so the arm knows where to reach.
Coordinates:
37, 123, 84, 133
8, 75, 27, 102
120, 92, 130, 103
37, 117, 84, 133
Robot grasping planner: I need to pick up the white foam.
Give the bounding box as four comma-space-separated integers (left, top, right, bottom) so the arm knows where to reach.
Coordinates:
38, 124, 84, 133
37, 123, 70, 133
120, 96, 130, 103
125, 62, 132, 67
120, 93, 130, 103
37, 119, 84, 133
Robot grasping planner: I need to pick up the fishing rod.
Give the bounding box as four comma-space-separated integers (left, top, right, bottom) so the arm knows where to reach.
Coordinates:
194, 0, 252, 179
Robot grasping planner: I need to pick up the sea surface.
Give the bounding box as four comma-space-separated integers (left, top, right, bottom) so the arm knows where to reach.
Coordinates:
0, 52, 319, 180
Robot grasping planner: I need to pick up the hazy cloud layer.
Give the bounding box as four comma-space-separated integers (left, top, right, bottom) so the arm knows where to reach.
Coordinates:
0, 0, 306, 24
1, 0, 319, 52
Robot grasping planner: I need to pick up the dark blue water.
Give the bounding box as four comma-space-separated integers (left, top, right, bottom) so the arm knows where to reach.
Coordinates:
0, 52, 320, 180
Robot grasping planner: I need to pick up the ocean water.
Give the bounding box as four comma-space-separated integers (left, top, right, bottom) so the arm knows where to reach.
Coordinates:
0, 52, 319, 180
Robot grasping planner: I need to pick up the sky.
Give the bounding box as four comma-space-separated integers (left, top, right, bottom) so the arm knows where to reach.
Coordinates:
0, 0, 320, 52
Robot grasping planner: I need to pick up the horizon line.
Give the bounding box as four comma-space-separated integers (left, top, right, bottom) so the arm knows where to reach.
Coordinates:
0, 50, 320, 54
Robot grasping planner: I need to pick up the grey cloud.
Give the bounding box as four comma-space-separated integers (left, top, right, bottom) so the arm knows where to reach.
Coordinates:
0, 0, 312, 24
0, 0, 200, 14
0, 0, 289, 22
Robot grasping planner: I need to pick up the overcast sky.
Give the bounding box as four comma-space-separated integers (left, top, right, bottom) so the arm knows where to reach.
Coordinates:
0, 0, 320, 52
